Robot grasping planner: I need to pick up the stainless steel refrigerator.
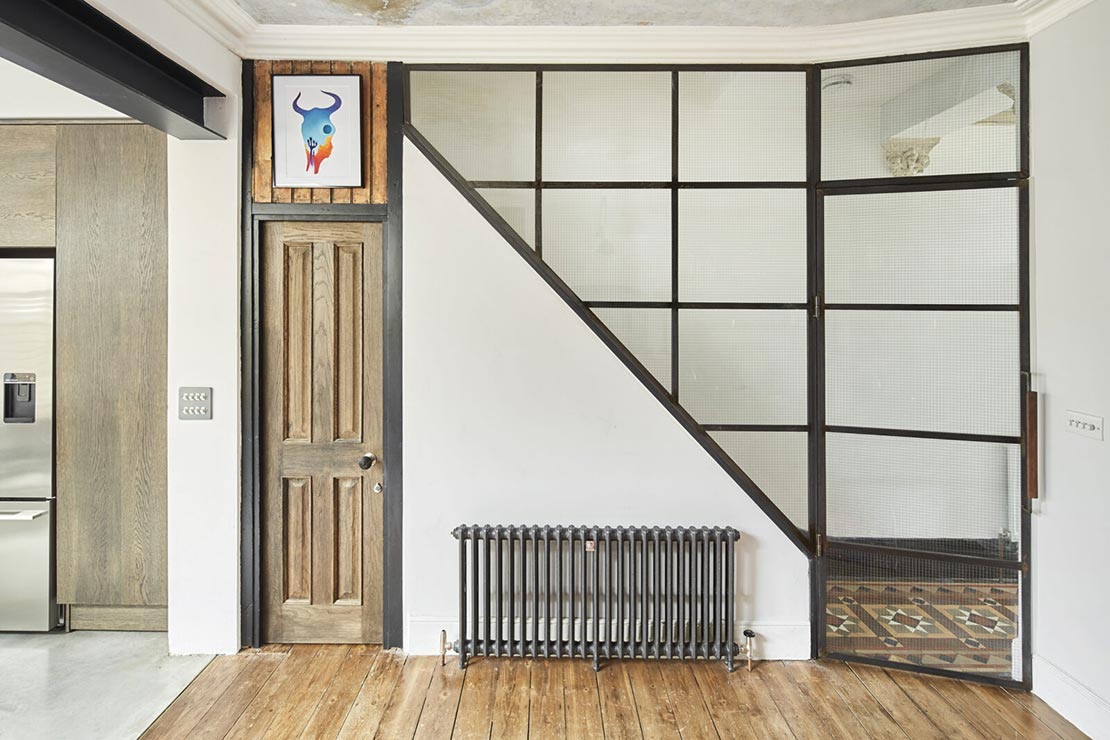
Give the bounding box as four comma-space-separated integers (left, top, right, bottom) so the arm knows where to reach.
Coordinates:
0, 255, 56, 631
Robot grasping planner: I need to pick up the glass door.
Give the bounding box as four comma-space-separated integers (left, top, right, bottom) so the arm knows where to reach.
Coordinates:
816, 48, 1030, 687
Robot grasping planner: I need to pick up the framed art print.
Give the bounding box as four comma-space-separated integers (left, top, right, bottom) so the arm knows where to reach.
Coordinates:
272, 74, 363, 188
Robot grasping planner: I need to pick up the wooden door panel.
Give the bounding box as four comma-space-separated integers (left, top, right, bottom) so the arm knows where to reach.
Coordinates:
310, 243, 335, 445
283, 477, 312, 603
334, 477, 363, 604
335, 243, 364, 442
263, 221, 383, 643
284, 243, 313, 442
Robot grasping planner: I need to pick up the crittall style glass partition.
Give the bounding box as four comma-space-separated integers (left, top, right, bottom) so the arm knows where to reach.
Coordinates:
411, 66, 812, 532
818, 49, 1028, 685
405, 46, 1030, 687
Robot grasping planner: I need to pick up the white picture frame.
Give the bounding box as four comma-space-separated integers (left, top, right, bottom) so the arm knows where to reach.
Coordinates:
272, 74, 363, 188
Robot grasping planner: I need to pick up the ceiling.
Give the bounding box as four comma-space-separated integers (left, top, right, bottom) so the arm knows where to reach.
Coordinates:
232, 0, 1014, 27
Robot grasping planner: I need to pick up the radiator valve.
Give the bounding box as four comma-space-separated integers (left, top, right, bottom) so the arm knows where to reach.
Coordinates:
737, 629, 757, 672
440, 629, 450, 667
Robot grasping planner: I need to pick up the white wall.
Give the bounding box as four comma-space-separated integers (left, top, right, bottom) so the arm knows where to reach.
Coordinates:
1031, 1, 1110, 735
85, 0, 244, 655
0, 58, 128, 120
402, 139, 812, 659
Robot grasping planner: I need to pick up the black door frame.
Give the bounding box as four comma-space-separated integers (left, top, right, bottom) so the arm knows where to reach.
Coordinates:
813, 44, 1032, 690
239, 61, 405, 648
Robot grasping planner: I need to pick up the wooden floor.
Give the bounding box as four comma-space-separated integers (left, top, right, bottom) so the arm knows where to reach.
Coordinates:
141, 645, 1086, 740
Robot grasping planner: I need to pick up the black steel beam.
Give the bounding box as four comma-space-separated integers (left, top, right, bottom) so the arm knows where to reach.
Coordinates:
0, 0, 224, 140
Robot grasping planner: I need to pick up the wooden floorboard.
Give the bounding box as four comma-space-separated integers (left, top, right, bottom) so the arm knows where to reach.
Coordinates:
844, 663, 947, 740
690, 660, 759, 740
334, 649, 405, 740
141, 650, 1089, 740
143, 655, 254, 739
887, 669, 987, 740
809, 660, 906, 740
1002, 687, 1091, 740
659, 663, 720, 739
625, 660, 680, 739
490, 659, 532, 740
453, 658, 499, 740
561, 660, 603, 740
412, 659, 467, 740
528, 660, 568, 740
296, 645, 378, 740
597, 660, 645, 740
190, 653, 286, 740
373, 655, 437, 740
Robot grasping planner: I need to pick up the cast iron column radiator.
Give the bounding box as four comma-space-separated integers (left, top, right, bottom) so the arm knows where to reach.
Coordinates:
450, 525, 755, 672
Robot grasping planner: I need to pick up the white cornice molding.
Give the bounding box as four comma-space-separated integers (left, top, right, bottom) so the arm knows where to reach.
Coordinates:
1022, 0, 1098, 32
168, 0, 257, 53
172, 0, 1096, 62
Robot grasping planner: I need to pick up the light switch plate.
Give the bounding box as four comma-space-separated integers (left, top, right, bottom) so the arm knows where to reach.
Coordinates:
1065, 410, 1103, 440
178, 387, 213, 420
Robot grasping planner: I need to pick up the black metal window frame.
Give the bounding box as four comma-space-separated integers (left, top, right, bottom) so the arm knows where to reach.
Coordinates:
402, 44, 1031, 689
814, 44, 1032, 690
404, 62, 816, 559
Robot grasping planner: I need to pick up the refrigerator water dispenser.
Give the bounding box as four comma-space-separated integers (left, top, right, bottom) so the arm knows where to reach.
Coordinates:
3, 373, 36, 424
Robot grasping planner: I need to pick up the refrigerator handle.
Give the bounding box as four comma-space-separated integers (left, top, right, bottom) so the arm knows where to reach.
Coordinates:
0, 510, 48, 521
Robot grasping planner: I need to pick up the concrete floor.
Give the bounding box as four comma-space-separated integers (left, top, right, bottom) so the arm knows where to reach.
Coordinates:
0, 631, 212, 740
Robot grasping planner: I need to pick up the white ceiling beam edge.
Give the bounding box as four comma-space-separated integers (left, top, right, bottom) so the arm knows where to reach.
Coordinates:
171, 0, 1093, 62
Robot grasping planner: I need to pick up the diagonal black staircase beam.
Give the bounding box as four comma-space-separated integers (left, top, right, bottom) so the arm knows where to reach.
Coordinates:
403, 121, 812, 557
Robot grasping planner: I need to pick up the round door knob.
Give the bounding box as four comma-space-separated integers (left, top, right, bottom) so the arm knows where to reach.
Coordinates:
358, 453, 378, 470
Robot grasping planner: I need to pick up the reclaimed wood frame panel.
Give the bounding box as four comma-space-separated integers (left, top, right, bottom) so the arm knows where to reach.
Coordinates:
252, 60, 387, 205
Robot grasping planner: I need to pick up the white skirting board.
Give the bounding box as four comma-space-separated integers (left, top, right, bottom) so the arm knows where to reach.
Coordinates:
405, 616, 811, 661
1034, 654, 1110, 739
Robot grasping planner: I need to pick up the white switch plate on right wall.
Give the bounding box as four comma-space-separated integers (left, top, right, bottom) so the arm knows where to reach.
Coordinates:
1065, 410, 1103, 440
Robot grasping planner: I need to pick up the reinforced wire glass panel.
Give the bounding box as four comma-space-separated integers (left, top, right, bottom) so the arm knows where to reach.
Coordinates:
825, 188, 1019, 305
592, 308, 672, 390
711, 431, 808, 529
543, 72, 671, 182
542, 189, 671, 302
825, 547, 1022, 681
821, 51, 1022, 181
678, 189, 808, 303
826, 433, 1021, 559
477, 188, 536, 248
678, 71, 807, 182
825, 310, 1020, 437
409, 71, 536, 181
679, 310, 807, 425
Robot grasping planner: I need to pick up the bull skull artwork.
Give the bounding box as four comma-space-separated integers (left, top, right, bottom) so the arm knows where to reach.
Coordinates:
292, 91, 342, 174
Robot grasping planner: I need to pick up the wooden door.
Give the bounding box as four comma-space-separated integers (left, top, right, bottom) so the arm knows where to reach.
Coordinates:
262, 221, 383, 643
